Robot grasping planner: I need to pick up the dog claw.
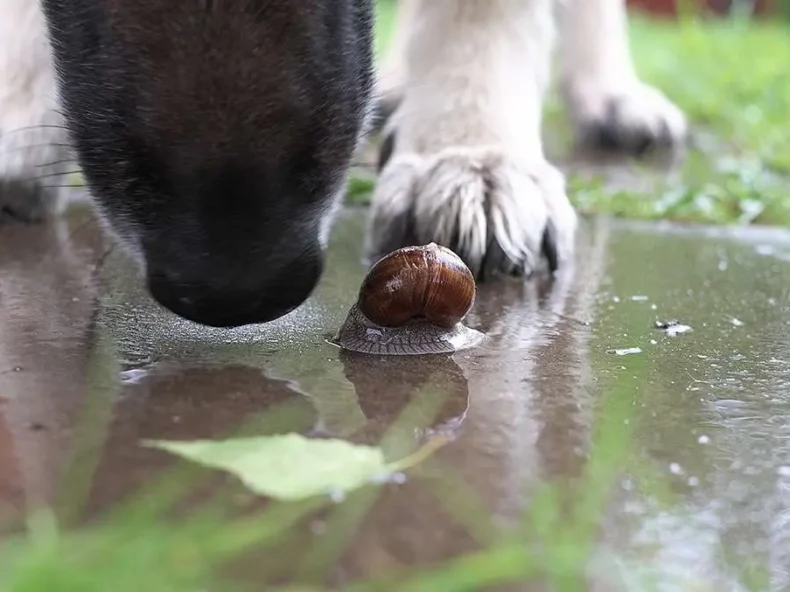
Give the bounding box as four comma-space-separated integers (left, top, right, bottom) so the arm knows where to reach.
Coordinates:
541, 221, 559, 274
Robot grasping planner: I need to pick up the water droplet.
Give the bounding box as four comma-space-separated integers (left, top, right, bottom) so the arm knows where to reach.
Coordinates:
729, 317, 744, 327
688, 476, 700, 487
630, 295, 649, 302
669, 463, 683, 475
698, 435, 711, 445
607, 347, 642, 356
119, 368, 150, 385
713, 399, 747, 410
756, 244, 775, 256
310, 520, 327, 535
328, 489, 346, 503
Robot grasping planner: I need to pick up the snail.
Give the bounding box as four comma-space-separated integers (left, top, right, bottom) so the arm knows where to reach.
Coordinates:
332, 243, 486, 355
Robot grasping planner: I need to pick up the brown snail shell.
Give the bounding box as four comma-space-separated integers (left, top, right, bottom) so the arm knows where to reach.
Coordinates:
333, 243, 485, 355
358, 243, 476, 329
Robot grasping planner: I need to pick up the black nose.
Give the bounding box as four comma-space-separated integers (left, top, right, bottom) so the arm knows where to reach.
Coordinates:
146, 254, 323, 328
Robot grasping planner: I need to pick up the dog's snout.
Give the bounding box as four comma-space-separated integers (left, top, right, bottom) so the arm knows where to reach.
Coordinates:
147, 253, 323, 328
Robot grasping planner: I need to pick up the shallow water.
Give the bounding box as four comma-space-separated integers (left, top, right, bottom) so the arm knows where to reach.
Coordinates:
2, 203, 790, 590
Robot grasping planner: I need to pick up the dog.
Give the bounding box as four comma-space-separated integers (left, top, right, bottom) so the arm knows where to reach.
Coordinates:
0, 0, 686, 328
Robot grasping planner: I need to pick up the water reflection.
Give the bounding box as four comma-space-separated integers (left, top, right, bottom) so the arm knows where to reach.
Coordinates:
337, 350, 470, 453
4, 205, 790, 588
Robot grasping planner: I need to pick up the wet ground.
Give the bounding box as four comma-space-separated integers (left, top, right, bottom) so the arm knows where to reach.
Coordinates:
2, 202, 790, 590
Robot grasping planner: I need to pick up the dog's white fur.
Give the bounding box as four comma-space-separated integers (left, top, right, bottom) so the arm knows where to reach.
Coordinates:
0, 0, 71, 218
0, 0, 686, 271
370, 0, 686, 276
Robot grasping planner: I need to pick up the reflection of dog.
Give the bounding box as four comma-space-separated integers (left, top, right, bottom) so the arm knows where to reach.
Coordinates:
0, 210, 608, 582
0, 0, 685, 327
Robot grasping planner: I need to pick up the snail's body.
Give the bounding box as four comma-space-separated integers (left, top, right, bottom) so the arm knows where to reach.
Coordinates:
333, 303, 484, 355
334, 243, 485, 356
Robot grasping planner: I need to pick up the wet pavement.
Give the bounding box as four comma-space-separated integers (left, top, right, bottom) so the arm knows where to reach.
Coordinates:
2, 202, 790, 590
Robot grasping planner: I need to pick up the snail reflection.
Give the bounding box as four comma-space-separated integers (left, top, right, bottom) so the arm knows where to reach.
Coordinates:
337, 349, 470, 452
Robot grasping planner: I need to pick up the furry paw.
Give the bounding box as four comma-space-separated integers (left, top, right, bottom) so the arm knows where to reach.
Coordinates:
563, 79, 688, 155
366, 146, 577, 280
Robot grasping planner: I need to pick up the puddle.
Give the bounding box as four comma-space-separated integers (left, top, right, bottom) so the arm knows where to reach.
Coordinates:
2, 205, 790, 589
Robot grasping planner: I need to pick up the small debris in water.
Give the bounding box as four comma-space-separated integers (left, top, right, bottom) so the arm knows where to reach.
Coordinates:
119, 368, 151, 385
368, 471, 408, 485
755, 244, 776, 256
607, 347, 642, 356
654, 320, 692, 336
713, 398, 747, 409
328, 488, 346, 503
310, 520, 327, 536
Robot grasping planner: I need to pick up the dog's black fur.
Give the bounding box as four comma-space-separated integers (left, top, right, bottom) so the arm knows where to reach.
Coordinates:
41, 0, 374, 328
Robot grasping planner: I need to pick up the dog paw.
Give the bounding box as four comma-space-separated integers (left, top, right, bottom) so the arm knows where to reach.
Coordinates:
564, 79, 688, 155
366, 145, 577, 280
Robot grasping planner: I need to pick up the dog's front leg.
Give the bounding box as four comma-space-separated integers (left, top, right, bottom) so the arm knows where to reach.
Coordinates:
558, 0, 688, 154
368, 0, 577, 279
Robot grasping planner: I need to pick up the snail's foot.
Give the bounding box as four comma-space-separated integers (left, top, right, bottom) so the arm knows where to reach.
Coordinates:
366, 146, 577, 281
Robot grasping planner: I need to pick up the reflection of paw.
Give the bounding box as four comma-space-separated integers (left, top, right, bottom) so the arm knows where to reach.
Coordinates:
366, 146, 577, 280
564, 79, 688, 155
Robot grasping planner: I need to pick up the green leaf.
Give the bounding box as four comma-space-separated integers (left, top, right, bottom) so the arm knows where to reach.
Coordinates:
142, 434, 388, 501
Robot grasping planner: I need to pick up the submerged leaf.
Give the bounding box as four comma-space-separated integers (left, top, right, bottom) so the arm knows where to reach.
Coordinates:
143, 434, 388, 501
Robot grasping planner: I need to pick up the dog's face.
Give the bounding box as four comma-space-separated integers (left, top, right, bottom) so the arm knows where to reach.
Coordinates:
41, 0, 374, 327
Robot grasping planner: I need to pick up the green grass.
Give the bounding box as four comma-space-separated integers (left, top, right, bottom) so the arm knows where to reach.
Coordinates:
563, 15, 790, 226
